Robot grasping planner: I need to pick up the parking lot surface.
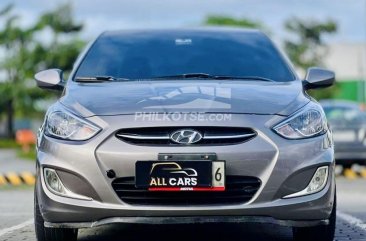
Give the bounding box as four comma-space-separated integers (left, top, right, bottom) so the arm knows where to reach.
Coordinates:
0, 177, 365, 241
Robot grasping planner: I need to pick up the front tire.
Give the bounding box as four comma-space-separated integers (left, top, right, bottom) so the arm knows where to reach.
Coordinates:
292, 193, 336, 241
34, 186, 78, 241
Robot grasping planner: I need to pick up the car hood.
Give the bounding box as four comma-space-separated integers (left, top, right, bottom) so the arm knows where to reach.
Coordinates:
60, 80, 309, 117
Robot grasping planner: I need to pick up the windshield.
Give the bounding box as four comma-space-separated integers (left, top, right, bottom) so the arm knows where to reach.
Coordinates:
75, 30, 296, 82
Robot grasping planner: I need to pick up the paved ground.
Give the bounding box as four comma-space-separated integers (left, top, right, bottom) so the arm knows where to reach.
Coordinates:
0, 148, 365, 240
0, 149, 35, 173
0, 178, 365, 241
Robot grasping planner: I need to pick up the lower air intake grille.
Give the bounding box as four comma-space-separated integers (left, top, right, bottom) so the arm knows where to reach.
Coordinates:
112, 176, 261, 206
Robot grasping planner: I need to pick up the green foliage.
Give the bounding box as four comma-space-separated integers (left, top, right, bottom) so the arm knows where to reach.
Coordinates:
204, 15, 338, 100
36, 4, 83, 34
307, 85, 340, 100
284, 18, 337, 69
0, 184, 34, 190
0, 138, 19, 148
0, 137, 35, 161
284, 18, 337, 100
16, 146, 36, 160
0, 3, 85, 136
205, 15, 263, 29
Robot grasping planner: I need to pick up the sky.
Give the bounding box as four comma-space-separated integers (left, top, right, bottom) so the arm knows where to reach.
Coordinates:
1, 0, 366, 44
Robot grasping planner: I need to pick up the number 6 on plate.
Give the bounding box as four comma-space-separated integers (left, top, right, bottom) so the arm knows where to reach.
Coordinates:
212, 161, 225, 189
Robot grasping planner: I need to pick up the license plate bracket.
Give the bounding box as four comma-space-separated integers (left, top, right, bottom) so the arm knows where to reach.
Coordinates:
135, 160, 225, 191
157, 153, 217, 161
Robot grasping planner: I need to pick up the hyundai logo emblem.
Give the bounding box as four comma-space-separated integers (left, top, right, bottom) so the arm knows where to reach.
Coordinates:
170, 129, 203, 144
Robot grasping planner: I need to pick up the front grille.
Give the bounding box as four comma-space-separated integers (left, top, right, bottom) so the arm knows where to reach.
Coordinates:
112, 176, 261, 206
115, 127, 256, 146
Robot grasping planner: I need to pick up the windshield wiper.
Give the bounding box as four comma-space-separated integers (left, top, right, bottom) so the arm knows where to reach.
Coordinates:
151, 73, 274, 82
151, 73, 215, 80
74, 76, 130, 82
213, 75, 274, 82
75, 74, 275, 82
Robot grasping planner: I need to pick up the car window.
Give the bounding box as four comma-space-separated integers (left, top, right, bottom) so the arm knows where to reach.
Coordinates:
323, 106, 366, 123
75, 31, 295, 82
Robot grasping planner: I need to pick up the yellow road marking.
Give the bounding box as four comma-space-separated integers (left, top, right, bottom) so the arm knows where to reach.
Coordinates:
5, 172, 22, 186
20, 172, 35, 185
343, 168, 358, 179
0, 175, 6, 185
360, 168, 366, 179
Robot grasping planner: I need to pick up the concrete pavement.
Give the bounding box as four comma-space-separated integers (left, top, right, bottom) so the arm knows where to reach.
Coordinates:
0, 149, 35, 173
0, 178, 365, 241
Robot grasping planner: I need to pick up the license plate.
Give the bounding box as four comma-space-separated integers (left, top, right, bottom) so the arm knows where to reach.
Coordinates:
135, 161, 225, 191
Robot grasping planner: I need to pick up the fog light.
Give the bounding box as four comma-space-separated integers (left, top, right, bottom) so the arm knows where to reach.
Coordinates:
44, 168, 66, 195
283, 166, 329, 199
43, 168, 92, 201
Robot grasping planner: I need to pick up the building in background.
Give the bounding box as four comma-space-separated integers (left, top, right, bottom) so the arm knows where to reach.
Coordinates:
324, 43, 366, 103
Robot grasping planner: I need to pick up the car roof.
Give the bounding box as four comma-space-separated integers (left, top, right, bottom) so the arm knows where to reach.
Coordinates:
101, 27, 264, 38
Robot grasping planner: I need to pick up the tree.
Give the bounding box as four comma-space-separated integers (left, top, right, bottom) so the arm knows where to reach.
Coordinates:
203, 16, 338, 100
0, 4, 84, 138
0, 4, 39, 138
31, 4, 84, 78
284, 18, 337, 69
205, 15, 263, 29
284, 18, 338, 99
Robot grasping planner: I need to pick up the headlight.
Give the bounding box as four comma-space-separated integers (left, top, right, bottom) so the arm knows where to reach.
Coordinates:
45, 111, 100, 141
273, 105, 327, 139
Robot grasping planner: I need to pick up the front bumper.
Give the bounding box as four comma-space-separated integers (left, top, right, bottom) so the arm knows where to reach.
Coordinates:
44, 217, 328, 229
38, 171, 334, 227
37, 113, 335, 227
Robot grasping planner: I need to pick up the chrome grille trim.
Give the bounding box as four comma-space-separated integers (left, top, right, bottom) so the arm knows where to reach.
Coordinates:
115, 127, 257, 146
116, 134, 170, 140
203, 133, 256, 139
117, 133, 256, 140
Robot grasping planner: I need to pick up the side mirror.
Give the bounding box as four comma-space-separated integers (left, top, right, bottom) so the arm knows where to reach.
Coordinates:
34, 69, 64, 91
303, 67, 335, 90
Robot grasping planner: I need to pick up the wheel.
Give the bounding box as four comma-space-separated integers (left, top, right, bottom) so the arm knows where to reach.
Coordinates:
34, 186, 78, 241
292, 193, 336, 241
